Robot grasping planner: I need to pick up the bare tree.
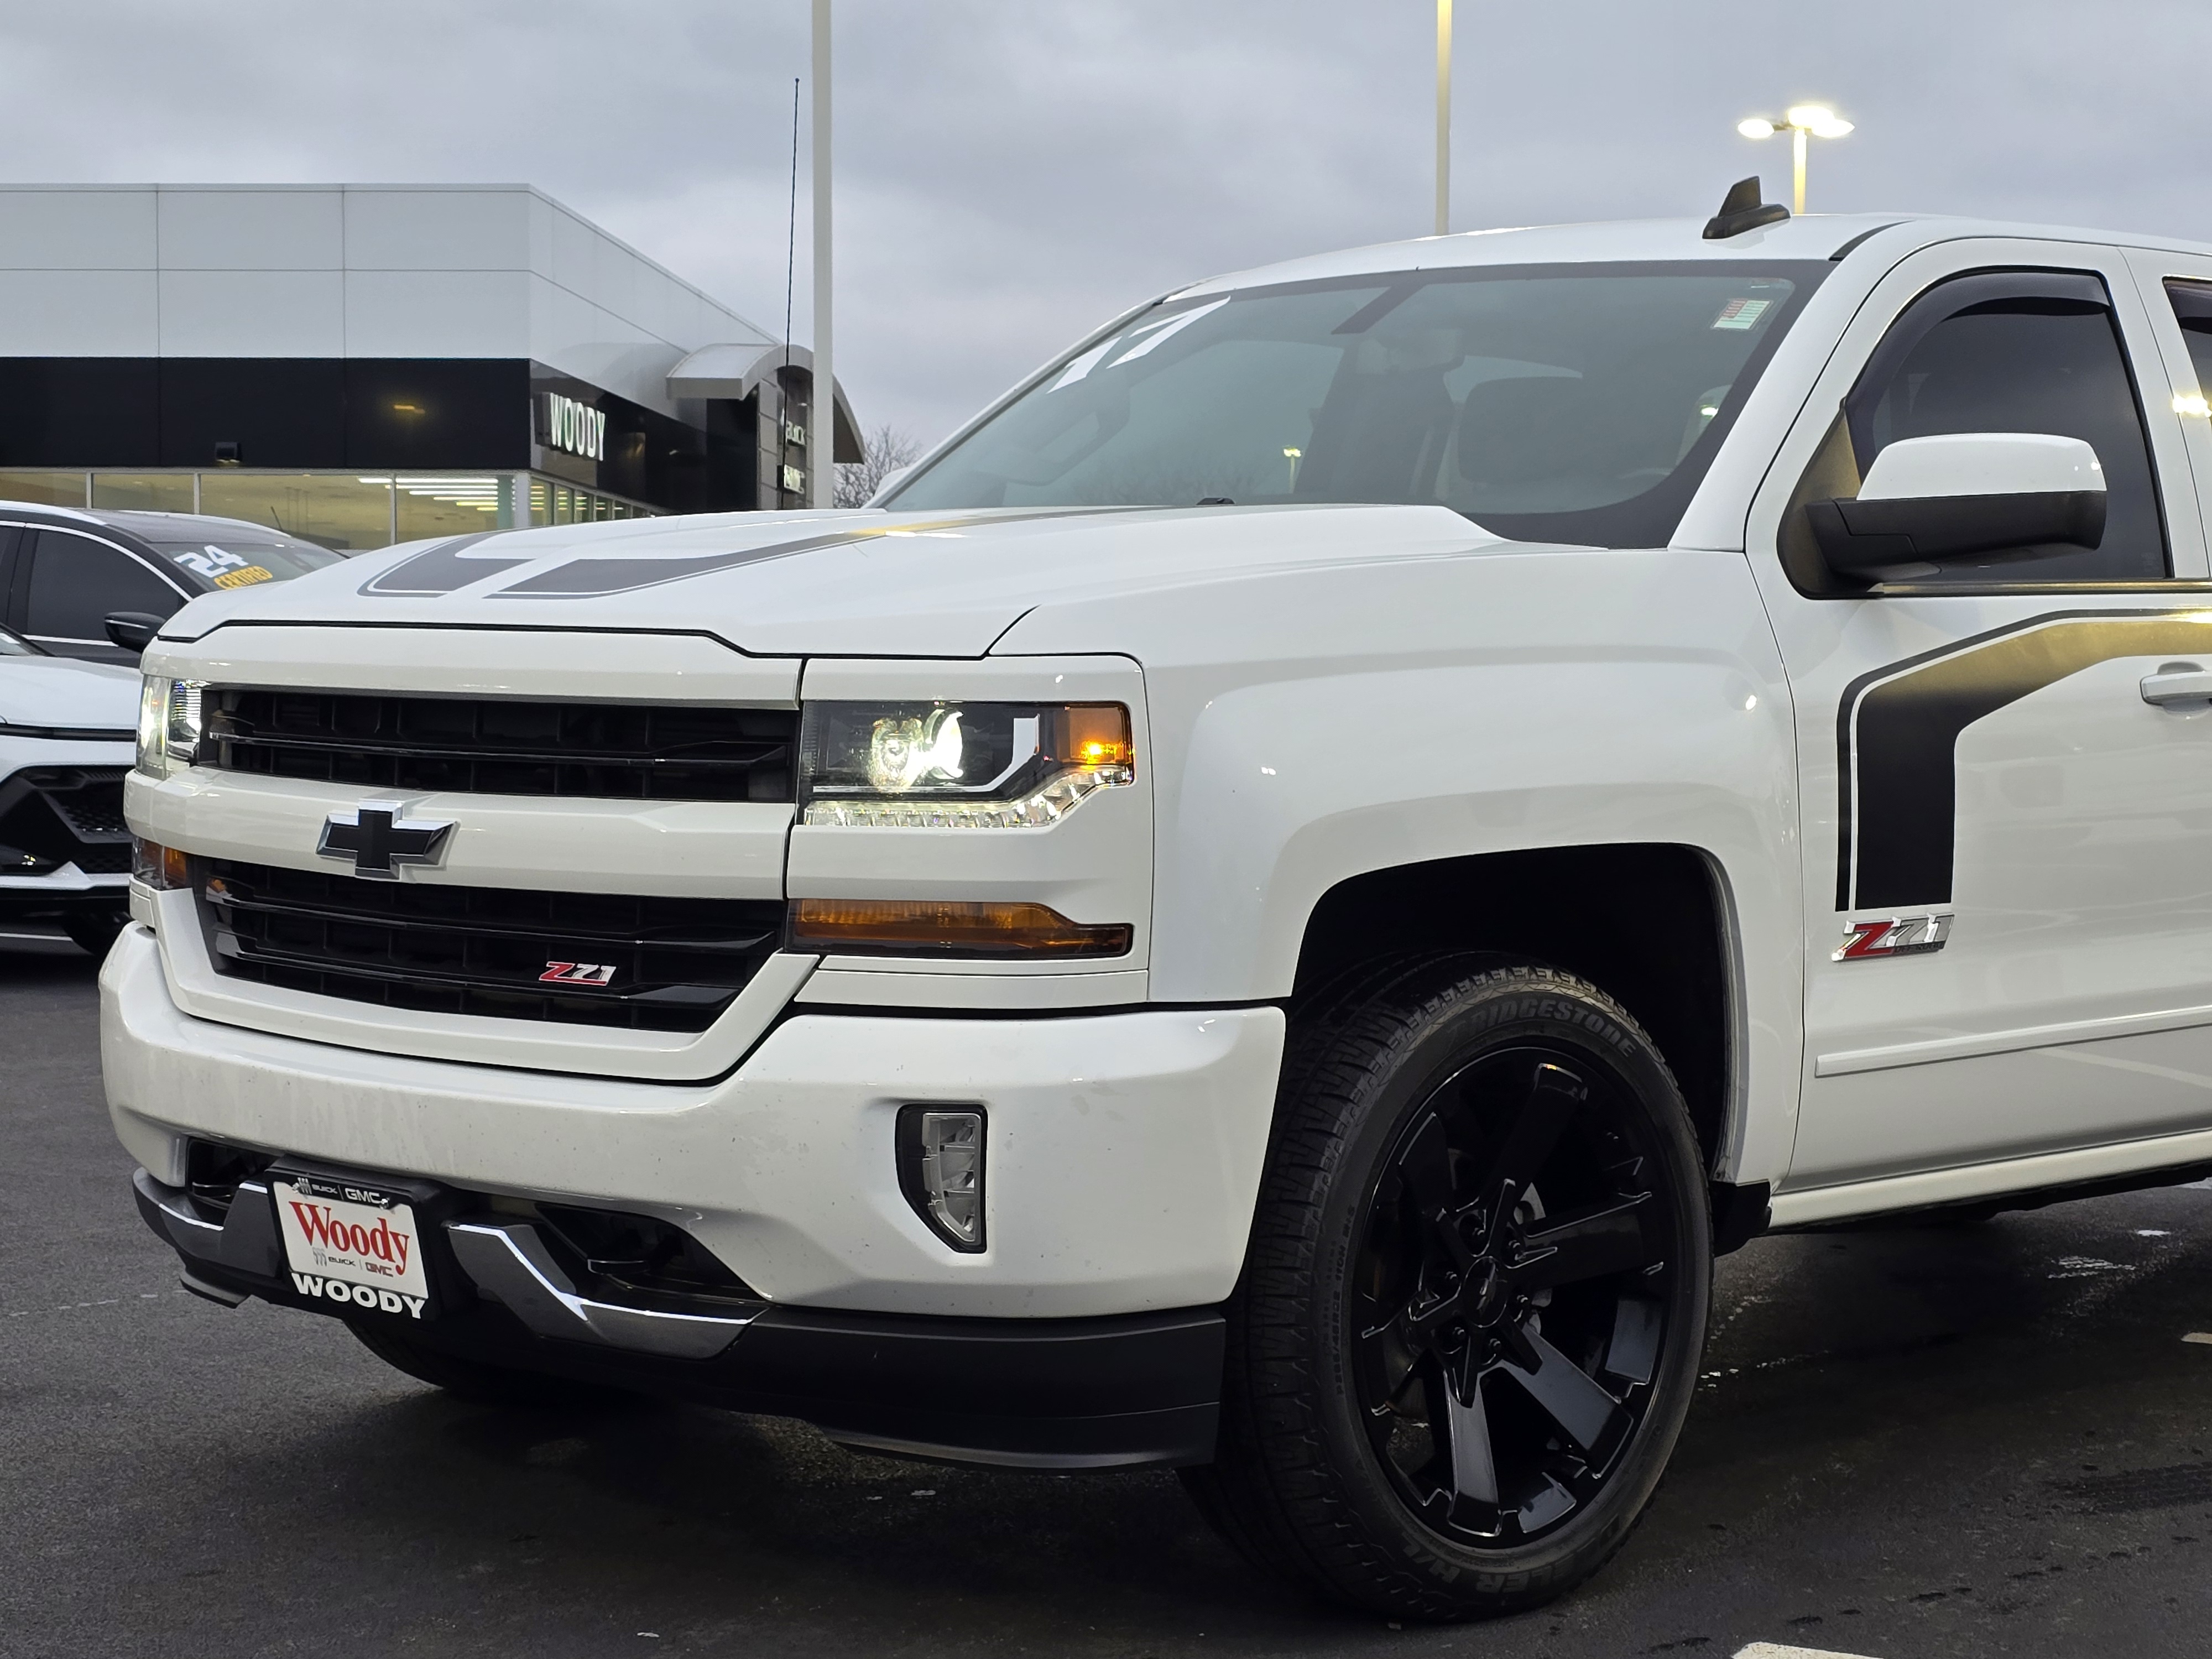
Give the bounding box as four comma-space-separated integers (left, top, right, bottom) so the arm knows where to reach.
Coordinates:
836, 422, 925, 507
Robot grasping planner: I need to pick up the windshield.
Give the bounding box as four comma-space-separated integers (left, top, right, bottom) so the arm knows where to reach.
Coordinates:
143, 539, 342, 591
0, 623, 43, 656
887, 261, 1827, 547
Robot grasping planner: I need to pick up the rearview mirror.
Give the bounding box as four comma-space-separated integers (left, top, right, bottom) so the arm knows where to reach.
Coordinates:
103, 612, 164, 653
1806, 432, 2106, 580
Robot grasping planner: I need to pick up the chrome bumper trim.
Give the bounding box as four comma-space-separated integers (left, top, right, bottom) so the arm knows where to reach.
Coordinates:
445, 1219, 760, 1360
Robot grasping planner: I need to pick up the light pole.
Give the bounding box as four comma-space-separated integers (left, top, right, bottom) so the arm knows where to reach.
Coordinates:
1736, 105, 1853, 213
1434, 0, 1452, 236
811, 0, 833, 509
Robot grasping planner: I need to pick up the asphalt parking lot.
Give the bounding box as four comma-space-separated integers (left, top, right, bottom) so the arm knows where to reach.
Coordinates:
6, 942, 2212, 1659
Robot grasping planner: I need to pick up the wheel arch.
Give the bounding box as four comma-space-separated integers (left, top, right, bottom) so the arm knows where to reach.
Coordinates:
1289, 843, 1747, 1182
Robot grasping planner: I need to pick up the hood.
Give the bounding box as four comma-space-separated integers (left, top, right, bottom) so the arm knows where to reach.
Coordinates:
0, 656, 140, 732
155, 504, 1510, 658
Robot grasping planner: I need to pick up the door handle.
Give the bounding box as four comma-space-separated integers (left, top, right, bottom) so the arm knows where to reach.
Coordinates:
2141, 664, 2212, 708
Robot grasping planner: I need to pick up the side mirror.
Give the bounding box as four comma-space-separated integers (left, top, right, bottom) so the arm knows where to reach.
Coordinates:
1806, 432, 2107, 579
103, 612, 164, 653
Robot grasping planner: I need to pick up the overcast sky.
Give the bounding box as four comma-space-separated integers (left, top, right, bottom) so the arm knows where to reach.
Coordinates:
2, 1, 2206, 449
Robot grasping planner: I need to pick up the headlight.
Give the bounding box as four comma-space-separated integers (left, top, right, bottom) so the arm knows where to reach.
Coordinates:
798, 701, 1134, 827
135, 676, 205, 777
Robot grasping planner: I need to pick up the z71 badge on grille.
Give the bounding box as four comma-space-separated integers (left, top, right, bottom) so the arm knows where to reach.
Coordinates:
1834, 914, 1953, 961
540, 961, 617, 985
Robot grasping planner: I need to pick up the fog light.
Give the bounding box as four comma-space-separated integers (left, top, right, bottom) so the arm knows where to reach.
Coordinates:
897, 1107, 986, 1253
133, 838, 188, 890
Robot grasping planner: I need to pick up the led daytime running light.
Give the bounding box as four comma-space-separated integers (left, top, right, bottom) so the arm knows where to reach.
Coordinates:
804, 763, 1131, 828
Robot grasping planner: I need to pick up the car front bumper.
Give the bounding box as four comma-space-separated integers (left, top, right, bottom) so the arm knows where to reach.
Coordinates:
0, 864, 129, 924
133, 1162, 1228, 1469
104, 924, 1284, 1459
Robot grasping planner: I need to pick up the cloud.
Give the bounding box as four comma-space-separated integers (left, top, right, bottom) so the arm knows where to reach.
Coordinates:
1, 0, 2206, 447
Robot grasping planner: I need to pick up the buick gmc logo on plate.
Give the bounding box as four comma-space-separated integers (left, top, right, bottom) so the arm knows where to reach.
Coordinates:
273, 1174, 431, 1319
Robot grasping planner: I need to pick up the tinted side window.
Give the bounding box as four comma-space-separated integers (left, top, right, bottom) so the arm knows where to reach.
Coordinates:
1846, 272, 2167, 583
23, 530, 186, 641
2163, 279, 2212, 405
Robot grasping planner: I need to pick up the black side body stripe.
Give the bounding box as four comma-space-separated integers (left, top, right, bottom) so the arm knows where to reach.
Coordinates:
1836, 609, 2212, 911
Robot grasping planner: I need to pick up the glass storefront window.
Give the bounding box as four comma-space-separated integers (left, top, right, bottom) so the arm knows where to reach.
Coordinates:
0, 471, 90, 508
6, 469, 649, 540
393, 476, 502, 541
200, 473, 395, 551
93, 474, 196, 513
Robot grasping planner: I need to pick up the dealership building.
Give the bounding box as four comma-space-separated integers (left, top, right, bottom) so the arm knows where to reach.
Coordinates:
0, 184, 858, 549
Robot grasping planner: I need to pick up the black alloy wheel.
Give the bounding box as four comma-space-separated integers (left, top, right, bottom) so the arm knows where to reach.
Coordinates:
1355, 1044, 1672, 1545
1188, 958, 1710, 1621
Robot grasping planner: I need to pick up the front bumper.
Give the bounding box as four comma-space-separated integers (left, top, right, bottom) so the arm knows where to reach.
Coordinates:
133, 1165, 1224, 1468
0, 864, 129, 924
103, 924, 1284, 1318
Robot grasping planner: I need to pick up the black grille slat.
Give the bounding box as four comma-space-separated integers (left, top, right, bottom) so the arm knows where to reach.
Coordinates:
204, 860, 784, 1033
208, 690, 797, 803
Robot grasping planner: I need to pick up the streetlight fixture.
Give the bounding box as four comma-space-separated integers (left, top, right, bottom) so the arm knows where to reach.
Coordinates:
1736, 104, 1853, 213
811, 0, 833, 509
1434, 0, 1452, 236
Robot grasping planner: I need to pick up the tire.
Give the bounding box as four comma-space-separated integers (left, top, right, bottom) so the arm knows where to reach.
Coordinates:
64, 911, 127, 959
1188, 957, 1712, 1622
346, 1318, 639, 1410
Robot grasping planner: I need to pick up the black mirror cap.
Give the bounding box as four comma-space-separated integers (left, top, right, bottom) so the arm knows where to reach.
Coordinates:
1703, 176, 1791, 240
103, 612, 164, 653
1807, 489, 2108, 578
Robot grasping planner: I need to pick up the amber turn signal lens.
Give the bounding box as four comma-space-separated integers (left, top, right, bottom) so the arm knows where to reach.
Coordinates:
789, 898, 1133, 958
1063, 705, 1134, 770
132, 838, 189, 890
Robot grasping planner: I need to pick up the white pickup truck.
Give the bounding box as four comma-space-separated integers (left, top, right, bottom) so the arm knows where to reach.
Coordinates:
107, 187, 2212, 1621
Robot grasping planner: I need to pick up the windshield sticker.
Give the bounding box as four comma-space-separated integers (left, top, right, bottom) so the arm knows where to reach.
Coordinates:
1712, 298, 1772, 331
168, 544, 255, 581
1107, 296, 1230, 368
212, 565, 274, 590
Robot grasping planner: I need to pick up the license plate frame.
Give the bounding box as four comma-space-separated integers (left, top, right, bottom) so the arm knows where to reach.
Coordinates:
272, 1171, 435, 1321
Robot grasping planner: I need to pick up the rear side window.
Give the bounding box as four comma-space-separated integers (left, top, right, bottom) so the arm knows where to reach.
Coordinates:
2163, 280, 2212, 408
1843, 270, 2167, 583
22, 529, 186, 643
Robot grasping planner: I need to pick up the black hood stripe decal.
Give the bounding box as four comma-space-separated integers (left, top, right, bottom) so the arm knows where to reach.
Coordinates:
357, 532, 528, 597
359, 509, 1140, 603
1837, 608, 2212, 911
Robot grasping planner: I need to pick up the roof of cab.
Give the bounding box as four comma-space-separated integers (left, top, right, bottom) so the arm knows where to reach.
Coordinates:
1173, 213, 2212, 296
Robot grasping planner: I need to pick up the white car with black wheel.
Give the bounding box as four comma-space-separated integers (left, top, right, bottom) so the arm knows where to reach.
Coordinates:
105, 181, 2212, 1620
0, 624, 138, 953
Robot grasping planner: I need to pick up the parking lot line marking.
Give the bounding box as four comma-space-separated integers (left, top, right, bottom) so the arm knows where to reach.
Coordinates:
1736, 1645, 1884, 1659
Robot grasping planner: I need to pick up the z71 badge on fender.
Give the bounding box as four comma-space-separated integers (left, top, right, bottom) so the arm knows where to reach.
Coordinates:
1834, 914, 1953, 961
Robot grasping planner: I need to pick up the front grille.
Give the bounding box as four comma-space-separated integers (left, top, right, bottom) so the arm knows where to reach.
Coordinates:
204, 860, 784, 1032
207, 690, 797, 803
0, 766, 131, 873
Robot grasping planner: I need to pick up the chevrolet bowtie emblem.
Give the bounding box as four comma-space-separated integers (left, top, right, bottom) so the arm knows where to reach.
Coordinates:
317, 801, 455, 880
